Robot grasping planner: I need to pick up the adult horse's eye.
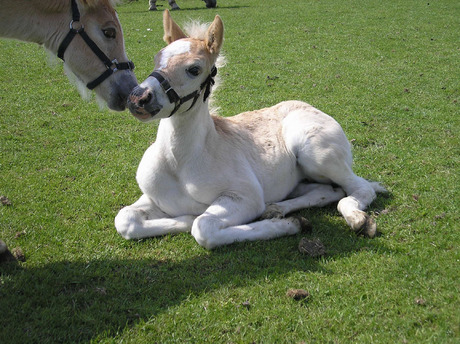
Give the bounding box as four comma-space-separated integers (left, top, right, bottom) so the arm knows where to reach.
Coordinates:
187, 66, 201, 77
102, 28, 116, 39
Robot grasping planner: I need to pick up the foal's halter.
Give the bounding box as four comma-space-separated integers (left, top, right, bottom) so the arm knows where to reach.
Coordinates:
149, 66, 217, 117
57, 0, 135, 90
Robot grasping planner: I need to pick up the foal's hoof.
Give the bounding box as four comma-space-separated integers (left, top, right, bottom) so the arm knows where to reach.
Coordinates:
291, 216, 312, 233
260, 204, 284, 219
355, 215, 377, 238
346, 210, 377, 238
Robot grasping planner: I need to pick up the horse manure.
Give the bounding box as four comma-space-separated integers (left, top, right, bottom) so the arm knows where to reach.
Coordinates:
11, 247, 25, 262
241, 300, 251, 309
298, 238, 326, 257
1, 195, 11, 206
286, 288, 310, 301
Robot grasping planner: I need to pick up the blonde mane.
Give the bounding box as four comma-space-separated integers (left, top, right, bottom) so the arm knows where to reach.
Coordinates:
183, 20, 209, 40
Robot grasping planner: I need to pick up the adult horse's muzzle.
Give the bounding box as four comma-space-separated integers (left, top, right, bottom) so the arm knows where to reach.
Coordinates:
127, 85, 162, 121
108, 70, 138, 111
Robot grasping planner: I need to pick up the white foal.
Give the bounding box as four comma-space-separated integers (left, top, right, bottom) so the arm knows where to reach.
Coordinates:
115, 10, 386, 249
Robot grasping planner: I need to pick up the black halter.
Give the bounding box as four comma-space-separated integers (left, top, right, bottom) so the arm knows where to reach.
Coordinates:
57, 0, 135, 90
149, 66, 217, 117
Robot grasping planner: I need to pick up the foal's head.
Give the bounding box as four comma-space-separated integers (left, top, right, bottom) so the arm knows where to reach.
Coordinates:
128, 10, 223, 121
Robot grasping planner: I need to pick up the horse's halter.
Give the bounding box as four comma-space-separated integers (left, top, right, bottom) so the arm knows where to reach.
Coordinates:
57, 0, 135, 90
149, 66, 217, 117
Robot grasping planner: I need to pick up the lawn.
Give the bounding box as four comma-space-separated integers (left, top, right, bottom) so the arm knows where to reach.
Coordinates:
0, 0, 459, 343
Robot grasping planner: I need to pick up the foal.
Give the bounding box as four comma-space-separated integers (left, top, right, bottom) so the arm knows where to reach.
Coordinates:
116, 11, 386, 249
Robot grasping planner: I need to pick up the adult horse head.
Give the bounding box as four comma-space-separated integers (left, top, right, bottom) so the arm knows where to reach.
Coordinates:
0, 0, 137, 111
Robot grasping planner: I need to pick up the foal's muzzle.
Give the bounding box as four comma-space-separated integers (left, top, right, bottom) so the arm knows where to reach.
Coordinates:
128, 86, 162, 120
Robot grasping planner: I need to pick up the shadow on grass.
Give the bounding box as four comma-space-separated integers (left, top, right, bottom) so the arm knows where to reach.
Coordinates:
0, 195, 393, 343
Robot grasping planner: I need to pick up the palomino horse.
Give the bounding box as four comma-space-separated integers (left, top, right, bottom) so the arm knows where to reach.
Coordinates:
0, 0, 137, 111
115, 10, 386, 249
148, 0, 217, 11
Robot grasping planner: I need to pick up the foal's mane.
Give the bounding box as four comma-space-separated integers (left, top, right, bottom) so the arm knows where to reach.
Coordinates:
183, 20, 209, 40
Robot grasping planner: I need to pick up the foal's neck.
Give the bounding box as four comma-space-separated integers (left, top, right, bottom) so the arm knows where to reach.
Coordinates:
0, 0, 69, 52
156, 104, 218, 162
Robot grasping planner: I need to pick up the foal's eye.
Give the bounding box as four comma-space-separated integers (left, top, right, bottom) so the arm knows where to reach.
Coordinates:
102, 28, 116, 39
187, 66, 202, 77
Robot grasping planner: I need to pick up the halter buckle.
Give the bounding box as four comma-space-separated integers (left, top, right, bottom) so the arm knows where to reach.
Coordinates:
69, 20, 84, 32
110, 59, 119, 72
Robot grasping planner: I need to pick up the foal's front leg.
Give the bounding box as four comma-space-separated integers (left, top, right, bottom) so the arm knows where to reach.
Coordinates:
191, 192, 305, 249
115, 194, 196, 240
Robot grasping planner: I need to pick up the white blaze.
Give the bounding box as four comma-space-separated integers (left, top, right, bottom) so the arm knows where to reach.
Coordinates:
158, 40, 191, 70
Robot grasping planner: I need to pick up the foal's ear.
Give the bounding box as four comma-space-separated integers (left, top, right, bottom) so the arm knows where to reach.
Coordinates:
163, 9, 187, 44
205, 15, 224, 55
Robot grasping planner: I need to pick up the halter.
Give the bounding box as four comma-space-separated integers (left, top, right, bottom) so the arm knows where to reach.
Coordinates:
57, 0, 135, 90
149, 66, 217, 117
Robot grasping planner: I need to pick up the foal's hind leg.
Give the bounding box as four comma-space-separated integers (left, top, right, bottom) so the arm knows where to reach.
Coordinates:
283, 108, 386, 237
303, 160, 386, 237
261, 183, 345, 219
299, 158, 385, 237
335, 176, 387, 237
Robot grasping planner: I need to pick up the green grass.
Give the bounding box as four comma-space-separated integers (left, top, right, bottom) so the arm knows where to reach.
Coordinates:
1, 0, 459, 342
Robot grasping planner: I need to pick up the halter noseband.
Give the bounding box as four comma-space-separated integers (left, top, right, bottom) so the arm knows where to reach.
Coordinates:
57, 0, 135, 90
149, 66, 217, 117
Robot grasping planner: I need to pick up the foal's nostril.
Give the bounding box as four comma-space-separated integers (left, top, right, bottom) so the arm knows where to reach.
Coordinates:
139, 91, 152, 107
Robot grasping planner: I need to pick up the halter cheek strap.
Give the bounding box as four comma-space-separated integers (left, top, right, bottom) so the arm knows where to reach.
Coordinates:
57, 0, 135, 90
149, 66, 217, 117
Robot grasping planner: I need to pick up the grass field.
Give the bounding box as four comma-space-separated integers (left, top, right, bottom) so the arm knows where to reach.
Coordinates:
1, 0, 459, 342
